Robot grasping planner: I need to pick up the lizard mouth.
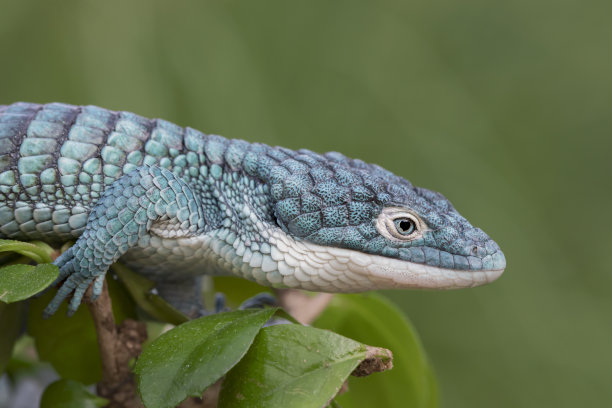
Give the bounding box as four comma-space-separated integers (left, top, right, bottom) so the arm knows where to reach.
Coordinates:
362, 256, 505, 290
316, 247, 505, 291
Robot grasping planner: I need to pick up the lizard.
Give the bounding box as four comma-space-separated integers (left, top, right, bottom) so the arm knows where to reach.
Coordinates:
0, 102, 506, 318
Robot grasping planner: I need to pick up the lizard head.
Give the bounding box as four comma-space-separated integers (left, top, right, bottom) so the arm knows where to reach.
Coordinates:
267, 150, 505, 292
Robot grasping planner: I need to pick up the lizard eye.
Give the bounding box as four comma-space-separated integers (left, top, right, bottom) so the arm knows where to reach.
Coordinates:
376, 207, 425, 241
394, 218, 416, 236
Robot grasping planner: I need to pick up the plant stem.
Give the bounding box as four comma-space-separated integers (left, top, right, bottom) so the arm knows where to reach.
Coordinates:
87, 280, 147, 408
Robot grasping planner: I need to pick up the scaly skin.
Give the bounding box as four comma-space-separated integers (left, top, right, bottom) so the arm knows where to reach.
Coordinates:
0, 102, 506, 317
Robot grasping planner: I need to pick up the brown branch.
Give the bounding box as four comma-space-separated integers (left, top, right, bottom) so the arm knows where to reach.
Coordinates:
86, 281, 147, 408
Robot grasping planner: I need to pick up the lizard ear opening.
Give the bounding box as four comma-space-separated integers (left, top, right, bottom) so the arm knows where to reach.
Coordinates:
271, 209, 287, 232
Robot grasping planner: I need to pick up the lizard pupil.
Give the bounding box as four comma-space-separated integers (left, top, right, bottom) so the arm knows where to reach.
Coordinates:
395, 218, 415, 235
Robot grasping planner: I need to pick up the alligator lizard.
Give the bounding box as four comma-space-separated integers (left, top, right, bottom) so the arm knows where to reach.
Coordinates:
0, 102, 506, 317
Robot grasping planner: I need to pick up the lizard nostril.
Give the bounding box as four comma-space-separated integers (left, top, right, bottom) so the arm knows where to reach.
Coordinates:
471, 246, 479, 256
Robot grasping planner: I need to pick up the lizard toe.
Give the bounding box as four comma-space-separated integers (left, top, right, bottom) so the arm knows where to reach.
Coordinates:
67, 278, 94, 316
89, 275, 105, 302
43, 274, 80, 318
54, 247, 74, 269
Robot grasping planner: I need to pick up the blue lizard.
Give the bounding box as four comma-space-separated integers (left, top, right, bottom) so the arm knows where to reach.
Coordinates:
0, 102, 506, 317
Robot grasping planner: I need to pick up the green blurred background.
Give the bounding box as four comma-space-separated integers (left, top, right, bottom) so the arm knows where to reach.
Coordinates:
1, 0, 610, 406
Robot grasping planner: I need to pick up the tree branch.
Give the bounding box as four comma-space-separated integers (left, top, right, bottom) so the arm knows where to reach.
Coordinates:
86, 281, 147, 408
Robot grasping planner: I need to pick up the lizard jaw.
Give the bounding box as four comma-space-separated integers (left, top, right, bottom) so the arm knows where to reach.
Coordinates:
358, 257, 505, 290
267, 230, 505, 292
194, 227, 504, 292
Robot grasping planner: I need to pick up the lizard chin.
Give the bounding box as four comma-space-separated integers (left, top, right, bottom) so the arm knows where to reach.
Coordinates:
264, 230, 506, 292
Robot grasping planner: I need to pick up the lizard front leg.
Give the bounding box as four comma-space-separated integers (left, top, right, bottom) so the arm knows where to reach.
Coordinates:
43, 166, 206, 318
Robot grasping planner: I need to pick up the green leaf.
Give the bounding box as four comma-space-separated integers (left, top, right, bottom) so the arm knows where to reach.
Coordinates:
40, 379, 108, 408
135, 308, 276, 408
314, 293, 438, 408
112, 262, 189, 325
0, 301, 24, 375
0, 263, 59, 303
219, 324, 367, 408
27, 277, 136, 384
27, 240, 57, 258
0, 239, 54, 264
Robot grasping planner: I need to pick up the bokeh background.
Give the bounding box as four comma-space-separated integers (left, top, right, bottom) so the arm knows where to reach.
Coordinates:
1, 0, 610, 406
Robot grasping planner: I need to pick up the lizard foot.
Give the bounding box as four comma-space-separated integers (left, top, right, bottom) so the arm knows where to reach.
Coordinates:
239, 292, 278, 309
43, 247, 106, 318
239, 293, 293, 327
196, 293, 230, 317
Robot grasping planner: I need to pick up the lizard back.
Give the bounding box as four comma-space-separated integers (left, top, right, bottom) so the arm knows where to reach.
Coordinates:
0, 102, 271, 243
